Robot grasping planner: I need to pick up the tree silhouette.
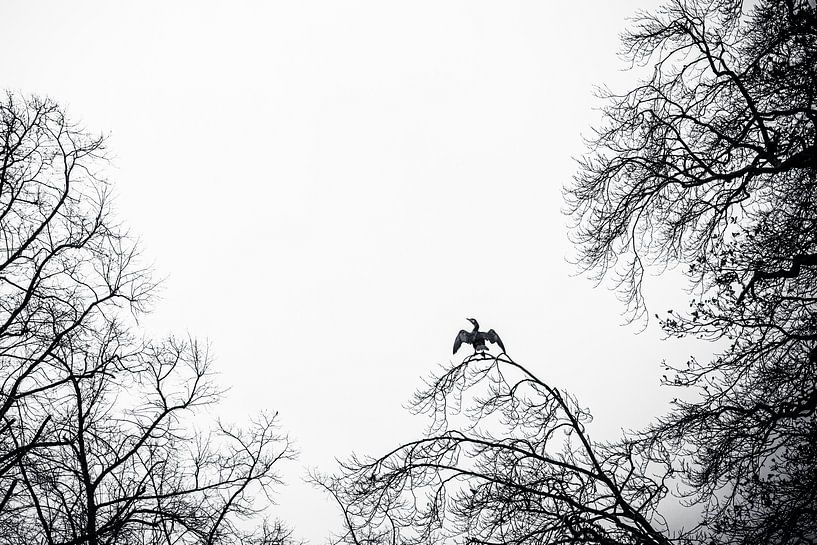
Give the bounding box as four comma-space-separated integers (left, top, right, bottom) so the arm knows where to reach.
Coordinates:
568, 0, 817, 542
316, 353, 677, 545
321, 1, 817, 544
0, 93, 294, 545
569, 0, 816, 321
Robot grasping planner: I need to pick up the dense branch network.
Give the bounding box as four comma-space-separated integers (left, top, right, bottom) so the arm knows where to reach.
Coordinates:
567, 1, 817, 543
0, 93, 295, 545
320, 353, 678, 545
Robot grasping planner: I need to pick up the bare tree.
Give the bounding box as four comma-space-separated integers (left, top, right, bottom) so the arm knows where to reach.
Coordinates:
0, 93, 294, 545
568, 0, 816, 319
316, 352, 678, 545
566, 0, 817, 543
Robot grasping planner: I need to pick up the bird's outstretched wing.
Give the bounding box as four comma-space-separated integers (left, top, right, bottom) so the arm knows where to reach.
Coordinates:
485, 329, 505, 353
453, 330, 471, 354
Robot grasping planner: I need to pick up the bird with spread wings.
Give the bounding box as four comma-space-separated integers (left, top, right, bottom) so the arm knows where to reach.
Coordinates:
453, 318, 505, 354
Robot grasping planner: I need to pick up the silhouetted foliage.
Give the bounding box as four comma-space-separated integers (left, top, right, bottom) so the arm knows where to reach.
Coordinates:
568, 0, 817, 542
0, 93, 294, 545
316, 353, 676, 545
569, 0, 817, 320
321, 1, 817, 544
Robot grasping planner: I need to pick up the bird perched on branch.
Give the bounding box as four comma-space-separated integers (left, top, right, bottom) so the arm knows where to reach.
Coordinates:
453, 318, 505, 354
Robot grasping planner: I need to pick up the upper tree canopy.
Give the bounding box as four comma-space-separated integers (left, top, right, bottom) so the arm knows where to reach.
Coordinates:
568, 0, 816, 318
569, 1, 817, 543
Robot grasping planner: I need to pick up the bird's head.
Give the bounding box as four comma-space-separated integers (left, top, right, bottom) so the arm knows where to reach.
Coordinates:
467, 318, 479, 330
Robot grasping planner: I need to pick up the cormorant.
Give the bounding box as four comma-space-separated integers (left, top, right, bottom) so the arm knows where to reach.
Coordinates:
453, 318, 505, 354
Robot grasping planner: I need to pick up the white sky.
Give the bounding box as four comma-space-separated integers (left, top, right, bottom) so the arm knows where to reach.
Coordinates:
3, 1, 709, 541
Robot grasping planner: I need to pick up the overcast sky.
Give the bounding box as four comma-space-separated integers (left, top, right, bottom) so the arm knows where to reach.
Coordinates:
2, 1, 709, 541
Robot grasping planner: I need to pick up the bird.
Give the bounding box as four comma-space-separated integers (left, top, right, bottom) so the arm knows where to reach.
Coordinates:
453, 318, 505, 354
